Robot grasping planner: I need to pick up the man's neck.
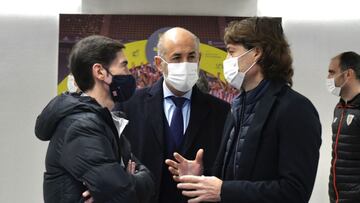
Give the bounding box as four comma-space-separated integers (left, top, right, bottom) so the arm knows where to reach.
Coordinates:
341, 84, 360, 102
85, 85, 114, 110
242, 71, 264, 92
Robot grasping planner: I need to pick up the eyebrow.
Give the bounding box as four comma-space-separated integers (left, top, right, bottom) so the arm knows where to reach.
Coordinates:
170, 53, 182, 58
121, 60, 128, 66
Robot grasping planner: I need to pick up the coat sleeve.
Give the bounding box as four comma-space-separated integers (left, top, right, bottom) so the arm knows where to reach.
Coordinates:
130, 155, 156, 203
59, 117, 138, 203
220, 97, 322, 203
120, 135, 156, 203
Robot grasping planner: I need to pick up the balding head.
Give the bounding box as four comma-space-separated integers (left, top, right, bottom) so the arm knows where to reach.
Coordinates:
154, 27, 201, 96
157, 27, 200, 59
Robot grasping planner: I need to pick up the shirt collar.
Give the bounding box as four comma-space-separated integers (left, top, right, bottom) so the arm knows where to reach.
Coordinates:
163, 80, 192, 100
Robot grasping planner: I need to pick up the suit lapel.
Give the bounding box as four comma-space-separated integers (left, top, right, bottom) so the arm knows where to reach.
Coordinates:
180, 87, 209, 155
146, 79, 165, 151
236, 81, 284, 179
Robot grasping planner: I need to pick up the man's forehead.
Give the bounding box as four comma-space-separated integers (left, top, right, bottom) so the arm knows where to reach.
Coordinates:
329, 58, 341, 72
330, 57, 340, 67
115, 51, 126, 59
164, 41, 197, 56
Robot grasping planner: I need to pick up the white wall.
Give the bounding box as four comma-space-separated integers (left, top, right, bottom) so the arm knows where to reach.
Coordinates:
81, 0, 257, 16
0, 15, 59, 202
1, 0, 359, 202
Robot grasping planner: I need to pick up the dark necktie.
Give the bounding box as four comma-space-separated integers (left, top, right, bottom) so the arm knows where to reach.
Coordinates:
169, 96, 187, 147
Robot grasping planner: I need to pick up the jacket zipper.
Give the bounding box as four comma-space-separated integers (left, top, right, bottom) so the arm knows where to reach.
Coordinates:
332, 108, 345, 203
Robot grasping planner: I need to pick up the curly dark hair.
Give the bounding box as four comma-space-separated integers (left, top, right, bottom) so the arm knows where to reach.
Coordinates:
224, 17, 294, 86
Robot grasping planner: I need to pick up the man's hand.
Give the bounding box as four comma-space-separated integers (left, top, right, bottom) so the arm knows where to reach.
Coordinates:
82, 190, 94, 203
127, 159, 136, 174
165, 149, 204, 182
177, 175, 222, 203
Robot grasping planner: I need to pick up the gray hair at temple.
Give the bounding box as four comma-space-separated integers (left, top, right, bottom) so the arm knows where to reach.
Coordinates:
157, 27, 200, 58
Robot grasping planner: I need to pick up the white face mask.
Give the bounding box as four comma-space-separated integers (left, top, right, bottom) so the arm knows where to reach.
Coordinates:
160, 57, 199, 92
223, 48, 255, 90
326, 72, 346, 97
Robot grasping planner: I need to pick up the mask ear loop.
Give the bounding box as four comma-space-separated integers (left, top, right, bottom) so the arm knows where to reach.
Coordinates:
333, 71, 349, 100
243, 61, 257, 74
339, 70, 350, 88
103, 68, 113, 86
157, 56, 169, 64
236, 48, 254, 59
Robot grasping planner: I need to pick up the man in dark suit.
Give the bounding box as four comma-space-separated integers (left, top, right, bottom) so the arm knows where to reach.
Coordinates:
122, 27, 230, 203
166, 18, 322, 203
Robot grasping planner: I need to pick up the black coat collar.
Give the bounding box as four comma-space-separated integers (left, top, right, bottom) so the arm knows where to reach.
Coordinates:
221, 80, 287, 179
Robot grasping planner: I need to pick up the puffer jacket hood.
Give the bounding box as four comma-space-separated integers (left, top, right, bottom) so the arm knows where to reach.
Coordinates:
35, 92, 104, 141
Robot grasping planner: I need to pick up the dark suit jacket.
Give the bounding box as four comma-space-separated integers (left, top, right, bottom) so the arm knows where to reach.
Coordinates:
122, 78, 230, 202
213, 81, 322, 203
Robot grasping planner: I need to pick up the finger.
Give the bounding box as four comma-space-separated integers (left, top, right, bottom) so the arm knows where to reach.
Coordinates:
195, 149, 204, 164
179, 175, 202, 183
177, 182, 201, 190
182, 189, 203, 198
165, 159, 179, 169
82, 190, 90, 197
127, 160, 132, 172
188, 196, 204, 203
168, 166, 179, 176
173, 152, 187, 163
173, 175, 180, 182
84, 197, 94, 203
131, 161, 136, 174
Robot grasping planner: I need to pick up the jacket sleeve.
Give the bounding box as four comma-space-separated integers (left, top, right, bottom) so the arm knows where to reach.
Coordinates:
220, 98, 322, 203
120, 135, 155, 203
59, 117, 138, 203
130, 155, 155, 203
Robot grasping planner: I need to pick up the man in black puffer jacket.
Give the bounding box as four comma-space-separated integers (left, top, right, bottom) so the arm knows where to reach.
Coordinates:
326, 51, 360, 203
35, 35, 154, 203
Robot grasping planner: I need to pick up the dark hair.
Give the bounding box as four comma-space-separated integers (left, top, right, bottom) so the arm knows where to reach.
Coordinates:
224, 17, 294, 86
338, 51, 360, 80
68, 35, 125, 92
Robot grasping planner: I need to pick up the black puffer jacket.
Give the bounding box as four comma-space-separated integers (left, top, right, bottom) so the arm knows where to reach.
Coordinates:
223, 80, 269, 180
35, 92, 154, 203
329, 94, 360, 203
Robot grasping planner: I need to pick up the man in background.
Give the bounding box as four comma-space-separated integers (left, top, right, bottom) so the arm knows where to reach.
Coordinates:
326, 51, 360, 203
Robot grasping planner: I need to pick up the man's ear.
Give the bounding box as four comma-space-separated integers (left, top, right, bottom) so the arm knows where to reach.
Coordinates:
253, 47, 263, 62
154, 56, 164, 73
92, 63, 106, 81
347, 68, 356, 79
198, 52, 202, 64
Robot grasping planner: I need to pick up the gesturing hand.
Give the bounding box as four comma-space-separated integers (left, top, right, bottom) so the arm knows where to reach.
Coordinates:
165, 149, 204, 182
177, 175, 222, 203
